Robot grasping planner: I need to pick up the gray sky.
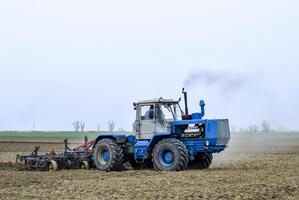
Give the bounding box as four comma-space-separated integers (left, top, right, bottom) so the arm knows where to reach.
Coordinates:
0, 1, 298, 131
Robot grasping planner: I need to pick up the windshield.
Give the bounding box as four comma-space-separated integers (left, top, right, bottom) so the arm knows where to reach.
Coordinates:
160, 103, 183, 121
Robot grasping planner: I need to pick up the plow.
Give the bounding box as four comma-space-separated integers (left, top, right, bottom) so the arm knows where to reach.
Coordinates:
16, 137, 95, 171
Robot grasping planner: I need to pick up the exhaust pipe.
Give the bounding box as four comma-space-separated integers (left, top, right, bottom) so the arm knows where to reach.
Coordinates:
182, 88, 188, 115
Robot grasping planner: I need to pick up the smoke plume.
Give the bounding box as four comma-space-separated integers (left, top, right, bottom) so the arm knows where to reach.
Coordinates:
184, 69, 246, 96
183, 68, 299, 131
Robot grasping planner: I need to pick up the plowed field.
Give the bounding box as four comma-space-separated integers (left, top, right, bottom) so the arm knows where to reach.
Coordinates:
0, 133, 298, 200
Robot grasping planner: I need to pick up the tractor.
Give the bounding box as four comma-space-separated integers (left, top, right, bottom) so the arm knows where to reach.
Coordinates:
93, 89, 230, 171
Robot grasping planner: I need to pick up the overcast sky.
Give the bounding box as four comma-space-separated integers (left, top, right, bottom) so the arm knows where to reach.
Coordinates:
0, 1, 298, 131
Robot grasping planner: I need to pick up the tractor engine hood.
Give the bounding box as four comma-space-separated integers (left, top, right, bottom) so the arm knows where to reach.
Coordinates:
169, 119, 230, 147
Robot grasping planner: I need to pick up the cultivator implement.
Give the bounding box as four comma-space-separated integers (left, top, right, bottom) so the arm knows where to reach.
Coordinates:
16, 137, 95, 171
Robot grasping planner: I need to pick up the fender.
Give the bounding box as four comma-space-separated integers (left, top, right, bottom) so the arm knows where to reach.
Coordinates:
93, 134, 129, 147
148, 132, 172, 149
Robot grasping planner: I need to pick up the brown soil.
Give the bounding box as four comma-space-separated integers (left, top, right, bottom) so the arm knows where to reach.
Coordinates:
0, 135, 298, 200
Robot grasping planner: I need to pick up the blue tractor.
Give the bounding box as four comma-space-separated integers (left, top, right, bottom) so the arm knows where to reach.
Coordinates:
93, 89, 230, 171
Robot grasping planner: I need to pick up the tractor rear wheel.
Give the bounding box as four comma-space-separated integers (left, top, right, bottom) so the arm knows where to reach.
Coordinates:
152, 138, 189, 171
188, 152, 213, 169
93, 139, 124, 171
49, 160, 58, 172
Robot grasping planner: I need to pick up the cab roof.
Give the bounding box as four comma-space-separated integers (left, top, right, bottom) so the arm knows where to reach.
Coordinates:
136, 98, 180, 105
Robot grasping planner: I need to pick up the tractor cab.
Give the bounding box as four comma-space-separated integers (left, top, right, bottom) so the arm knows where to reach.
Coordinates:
133, 98, 183, 140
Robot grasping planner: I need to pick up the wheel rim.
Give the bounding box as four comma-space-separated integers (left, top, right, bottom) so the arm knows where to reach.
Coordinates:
159, 150, 174, 167
98, 148, 110, 165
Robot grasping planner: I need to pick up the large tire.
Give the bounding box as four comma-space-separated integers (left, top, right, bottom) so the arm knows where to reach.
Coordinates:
152, 138, 189, 171
188, 152, 213, 170
93, 139, 124, 171
49, 160, 58, 172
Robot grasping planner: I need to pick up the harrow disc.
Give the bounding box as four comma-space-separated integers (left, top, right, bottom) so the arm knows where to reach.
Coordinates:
80, 161, 89, 170
49, 160, 58, 172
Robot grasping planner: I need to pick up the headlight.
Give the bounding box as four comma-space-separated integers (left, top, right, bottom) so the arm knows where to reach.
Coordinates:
205, 141, 209, 147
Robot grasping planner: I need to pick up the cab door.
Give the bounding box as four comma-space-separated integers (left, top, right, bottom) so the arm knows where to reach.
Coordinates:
137, 104, 156, 140
154, 104, 168, 133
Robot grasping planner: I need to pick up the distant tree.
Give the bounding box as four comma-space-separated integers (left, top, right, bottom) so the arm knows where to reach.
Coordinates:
72, 121, 80, 132
108, 121, 116, 132
97, 124, 101, 132
80, 120, 85, 132
261, 120, 270, 132
119, 128, 125, 132
33, 121, 36, 132
248, 125, 259, 133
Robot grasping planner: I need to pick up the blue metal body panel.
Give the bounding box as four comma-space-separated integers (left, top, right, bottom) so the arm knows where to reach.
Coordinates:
148, 132, 171, 147
180, 138, 226, 160
133, 132, 171, 160
134, 141, 150, 160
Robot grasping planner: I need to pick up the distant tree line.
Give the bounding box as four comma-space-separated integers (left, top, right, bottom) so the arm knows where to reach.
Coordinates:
231, 120, 276, 133
72, 120, 126, 132
72, 120, 85, 132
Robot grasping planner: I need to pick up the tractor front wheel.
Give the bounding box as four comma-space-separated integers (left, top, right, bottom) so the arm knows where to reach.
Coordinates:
93, 139, 124, 171
152, 138, 189, 171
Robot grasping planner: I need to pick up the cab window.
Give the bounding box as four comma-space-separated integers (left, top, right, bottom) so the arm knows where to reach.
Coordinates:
141, 105, 154, 120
